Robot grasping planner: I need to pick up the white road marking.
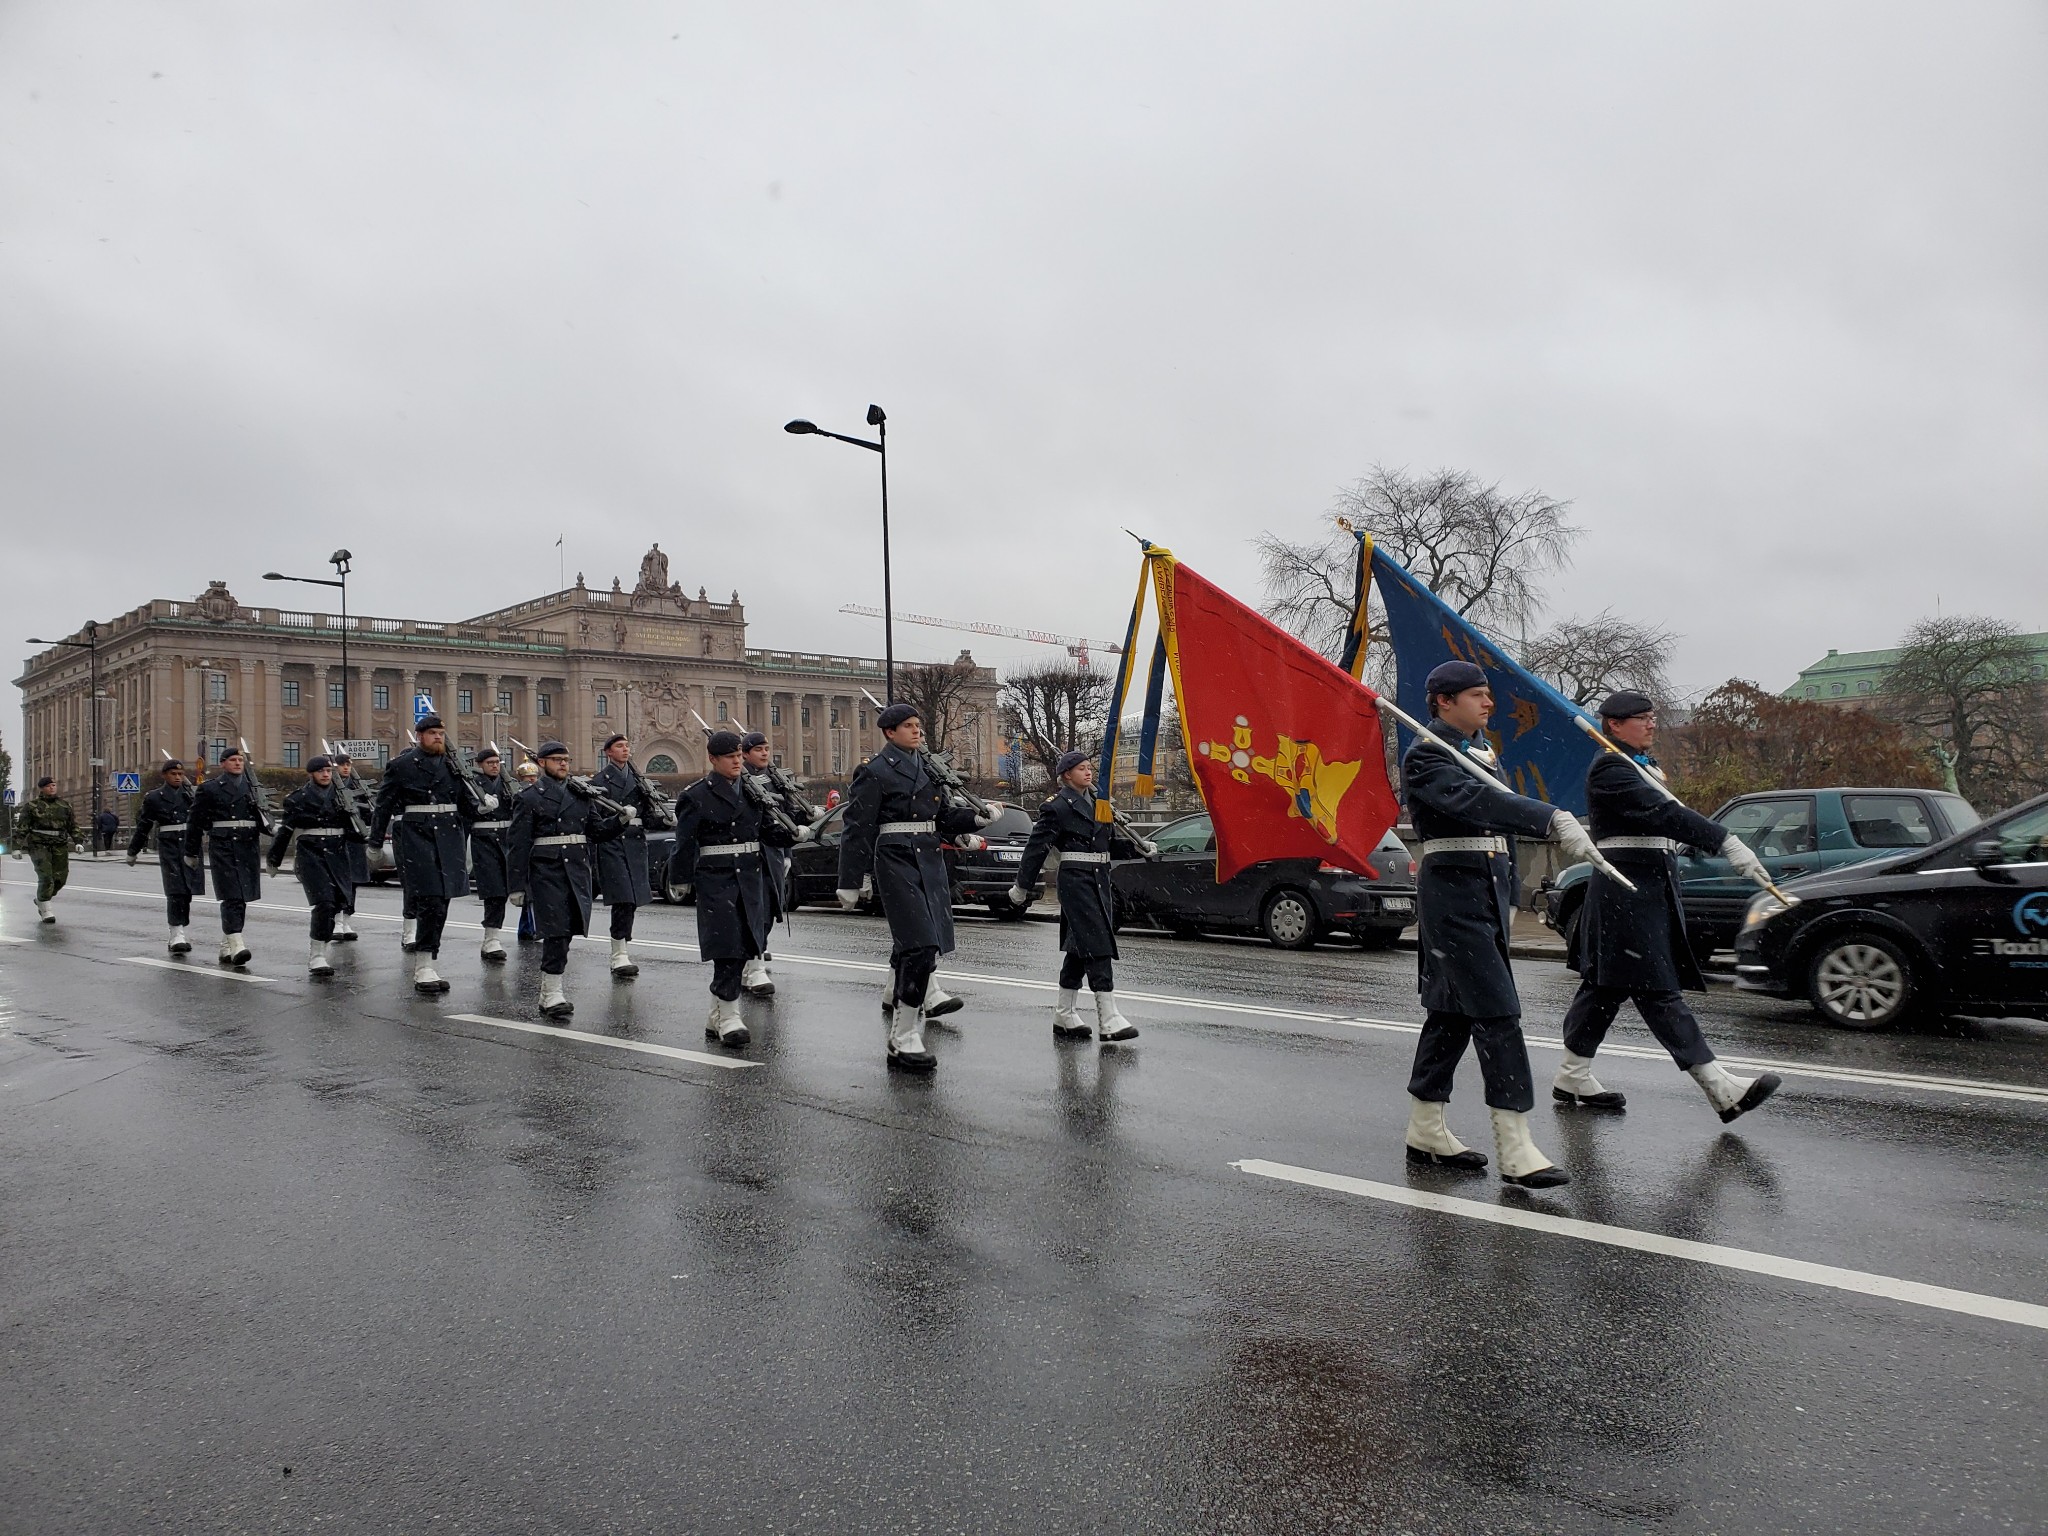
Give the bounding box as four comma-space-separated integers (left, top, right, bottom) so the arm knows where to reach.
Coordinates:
58, 881, 2048, 1106
120, 956, 279, 985
443, 1013, 760, 1071
1235, 1157, 2048, 1333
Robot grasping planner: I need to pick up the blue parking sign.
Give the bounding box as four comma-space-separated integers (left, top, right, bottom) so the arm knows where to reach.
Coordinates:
414, 693, 435, 722
113, 772, 142, 794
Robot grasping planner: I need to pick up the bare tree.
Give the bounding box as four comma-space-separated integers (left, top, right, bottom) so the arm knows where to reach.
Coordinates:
1523, 610, 1677, 706
1000, 661, 1112, 787
1881, 615, 2048, 811
1666, 680, 1936, 808
1257, 465, 1580, 666
893, 652, 984, 756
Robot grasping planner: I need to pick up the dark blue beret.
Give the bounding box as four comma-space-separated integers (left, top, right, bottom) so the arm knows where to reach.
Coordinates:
1055, 749, 1091, 778
1599, 689, 1656, 721
877, 703, 921, 731
706, 730, 744, 756
536, 740, 570, 759
1424, 661, 1488, 698
306, 755, 333, 774
739, 731, 768, 751
415, 713, 445, 732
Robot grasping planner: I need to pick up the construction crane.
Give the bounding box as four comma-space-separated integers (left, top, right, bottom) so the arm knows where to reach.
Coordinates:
839, 605, 1124, 668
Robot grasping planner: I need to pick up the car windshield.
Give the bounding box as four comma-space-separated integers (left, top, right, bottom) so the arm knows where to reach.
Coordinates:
1978, 802, 2048, 865
1151, 814, 1215, 854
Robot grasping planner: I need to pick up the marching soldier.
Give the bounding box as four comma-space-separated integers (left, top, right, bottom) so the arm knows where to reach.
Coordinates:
1555, 690, 1782, 1123
1008, 750, 1152, 1042
468, 745, 516, 964
331, 749, 371, 942
669, 730, 806, 1047
267, 754, 362, 977
1401, 661, 1604, 1189
370, 714, 486, 995
15, 777, 78, 923
507, 741, 627, 1020
591, 734, 656, 979
185, 745, 265, 966
739, 730, 806, 995
836, 702, 994, 1073
128, 759, 203, 952
511, 757, 541, 943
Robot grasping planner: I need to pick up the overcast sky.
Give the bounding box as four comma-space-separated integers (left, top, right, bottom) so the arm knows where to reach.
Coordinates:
6, 1, 2044, 758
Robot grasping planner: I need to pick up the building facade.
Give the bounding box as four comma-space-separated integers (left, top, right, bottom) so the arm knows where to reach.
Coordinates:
14, 545, 998, 809
1786, 634, 2048, 706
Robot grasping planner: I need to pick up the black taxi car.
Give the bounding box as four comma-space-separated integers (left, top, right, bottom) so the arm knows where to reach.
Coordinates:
1734, 791, 2048, 1029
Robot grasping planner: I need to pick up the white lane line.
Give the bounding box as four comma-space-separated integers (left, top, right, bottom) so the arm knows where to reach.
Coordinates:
58, 883, 2048, 1106
1235, 1158, 2048, 1334
120, 956, 279, 985
443, 1013, 760, 1071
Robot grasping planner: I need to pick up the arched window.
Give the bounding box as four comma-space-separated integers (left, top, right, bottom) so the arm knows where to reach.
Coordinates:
716, 700, 729, 721
595, 694, 608, 717
645, 754, 678, 775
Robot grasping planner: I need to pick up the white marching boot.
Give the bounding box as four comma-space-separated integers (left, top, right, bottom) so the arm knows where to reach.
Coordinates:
706, 995, 751, 1048
1094, 990, 1139, 1042
924, 979, 963, 1020
309, 939, 335, 978
36, 900, 54, 923
538, 972, 573, 1020
1404, 1097, 1488, 1170
401, 917, 418, 952
1689, 1060, 1782, 1124
412, 953, 450, 995
880, 973, 898, 1015
1051, 988, 1091, 1040
887, 1001, 937, 1073
609, 938, 639, 978
332, 914, 358, 942
740, 955, 775, 997
1552, 1051, 1627, 1110
168, 926, 191, 954
1490, 1108, 1569, 1189
479, 928, 507, 964
222, 932, 251, 966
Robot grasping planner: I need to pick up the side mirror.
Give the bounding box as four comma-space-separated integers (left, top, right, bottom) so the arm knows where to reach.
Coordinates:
1968, 838, 2005, 868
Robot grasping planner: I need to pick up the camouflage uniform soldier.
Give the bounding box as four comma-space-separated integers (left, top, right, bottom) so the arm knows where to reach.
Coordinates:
15, 777, 79, 922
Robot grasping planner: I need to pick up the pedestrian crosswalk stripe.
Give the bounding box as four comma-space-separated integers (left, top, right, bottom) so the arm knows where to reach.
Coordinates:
120, 956, 279, 985
1234, 1158, 2048, 1333
443, 1013, 761, 1071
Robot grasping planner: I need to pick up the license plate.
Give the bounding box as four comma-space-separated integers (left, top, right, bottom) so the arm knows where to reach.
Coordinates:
994, 849, 1023, 862
1380, 897, 1414, 914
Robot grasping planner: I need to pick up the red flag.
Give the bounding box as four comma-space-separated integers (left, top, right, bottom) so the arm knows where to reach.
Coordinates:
1156, 555, 1400, 883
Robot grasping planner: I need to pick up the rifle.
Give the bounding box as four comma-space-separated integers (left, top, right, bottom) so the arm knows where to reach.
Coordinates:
722, 711, 823, 824
506, 735, 634, 820
239, 737, 275, 834
321, 739, 373, 841
691, 709, 805, 843
858, 687, 997, 821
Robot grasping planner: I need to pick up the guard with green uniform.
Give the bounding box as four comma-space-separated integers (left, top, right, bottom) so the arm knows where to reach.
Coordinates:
16, 776, 78, 923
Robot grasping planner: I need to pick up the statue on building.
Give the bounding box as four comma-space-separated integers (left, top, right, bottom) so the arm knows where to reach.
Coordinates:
193, 581, 242, 623
636, 544, 671, 596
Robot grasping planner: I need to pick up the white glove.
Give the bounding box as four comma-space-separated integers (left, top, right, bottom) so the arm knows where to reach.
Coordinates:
836, 887, 862, 911
956, 832, 987, 852
974, 809, 1001, 828
1137, 839, 1159, 858
1721, 833, 1770, 885
509, 890, 526, 908
481, 794, 499, 812
795, 823, 818, 844
126, 854, 139, 867
1549, 809, 1600, 866
1006, 885, 1031, 907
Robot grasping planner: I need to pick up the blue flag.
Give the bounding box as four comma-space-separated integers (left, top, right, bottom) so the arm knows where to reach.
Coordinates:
1369, 546, 1600, 814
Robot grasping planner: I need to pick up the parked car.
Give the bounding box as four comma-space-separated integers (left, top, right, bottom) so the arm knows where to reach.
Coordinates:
783, 801, 1041, 917
1734, 791, 2048, 1029
1109, 811, 1417, 950
1536, 787, 1980, 960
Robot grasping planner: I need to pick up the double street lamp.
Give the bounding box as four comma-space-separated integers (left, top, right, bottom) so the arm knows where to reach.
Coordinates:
263, 550, 354, 739
786, 405, 894, 702
25, 621, 103, 830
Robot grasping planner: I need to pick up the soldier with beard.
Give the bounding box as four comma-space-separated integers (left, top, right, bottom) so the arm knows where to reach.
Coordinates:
370, 714, 487, 995
590, 733, 656, 979
468, 745, 516, 965
268, 754, 362, 978
507, 740, 628, 1020
128, 759, 204, 952
184, 745, 265, 967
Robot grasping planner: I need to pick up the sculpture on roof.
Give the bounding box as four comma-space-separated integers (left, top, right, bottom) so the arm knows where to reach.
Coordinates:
636, 543, 671, 597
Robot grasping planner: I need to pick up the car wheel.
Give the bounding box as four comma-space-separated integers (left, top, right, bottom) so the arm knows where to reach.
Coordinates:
661, 872, 689, 904
1261, 887, 1320, 950
1807, 932, 1916, 1030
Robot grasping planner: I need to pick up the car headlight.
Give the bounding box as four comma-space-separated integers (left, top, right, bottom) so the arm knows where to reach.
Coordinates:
1741, 891, 1788, 930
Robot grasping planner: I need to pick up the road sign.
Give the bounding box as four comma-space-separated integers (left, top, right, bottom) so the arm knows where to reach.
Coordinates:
334, 739, 379, 763
414, 693, 435, 723
2, 789, 13, 806
113, 772, 142, 794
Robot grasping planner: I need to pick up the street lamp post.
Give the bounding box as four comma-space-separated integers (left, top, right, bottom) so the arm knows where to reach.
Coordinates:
786, 406, 894, 701
26, 621, 102, 833
264, 550, 354, 739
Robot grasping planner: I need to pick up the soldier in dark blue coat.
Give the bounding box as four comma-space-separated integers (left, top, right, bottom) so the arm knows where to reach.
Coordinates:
836, 702, 994, 1072
1009, 750, 1152, 1042
184, 745, 266, 968
1556, 691, 1782, 1123
370, 715, 486, 995
740, 730, 811, 996
267, 755, 361, 978
468, 745, 517, 965
1402, 662, 1604, 1188
507, 741, 627, 1020
127, 759, 203, 953
668, 731, 806, 1048
591, 734, 657, 979
331, 750, 372, 942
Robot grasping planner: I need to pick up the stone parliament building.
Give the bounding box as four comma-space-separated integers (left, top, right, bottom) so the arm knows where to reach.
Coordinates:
15, 545, 999, 806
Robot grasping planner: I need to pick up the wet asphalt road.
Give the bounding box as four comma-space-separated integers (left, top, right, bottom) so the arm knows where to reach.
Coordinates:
3, 863, 2045, 1535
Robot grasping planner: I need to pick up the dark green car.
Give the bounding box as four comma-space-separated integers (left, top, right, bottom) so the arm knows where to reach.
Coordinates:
1535, 787, 1981, 961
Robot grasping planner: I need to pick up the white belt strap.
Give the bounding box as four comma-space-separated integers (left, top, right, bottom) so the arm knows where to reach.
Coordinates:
534, 834, 586, 847
406, 803, 458, 816
296, 828, 344, 838
1597, 835, 1677, 852
470, 820, 511, 831
1421, 836, 1508, 857
699, 841, 761, 858
879, 820, 936, 836
1060, 850, 1112, 865
158, 823, 188, 835
212, 819, 258, 831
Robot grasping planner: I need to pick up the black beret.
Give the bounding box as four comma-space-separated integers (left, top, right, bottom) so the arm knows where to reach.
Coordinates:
1424, 660, 1488, 698
160, 759, 184, 774
415, 713, 445, 732
706, 730, 744, 756
1056, 749, 1091, 778
602, 733, 627, 751
739, 731, 769, 751
1599, 689, 1656, 721
36, 775, 56, 789
536, 740, 569, 759
306, 755, 333, 774
331, 748, 351, 762
475, 745, 501, 763
218, 744, 245, 761
877, 702, 921, 731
